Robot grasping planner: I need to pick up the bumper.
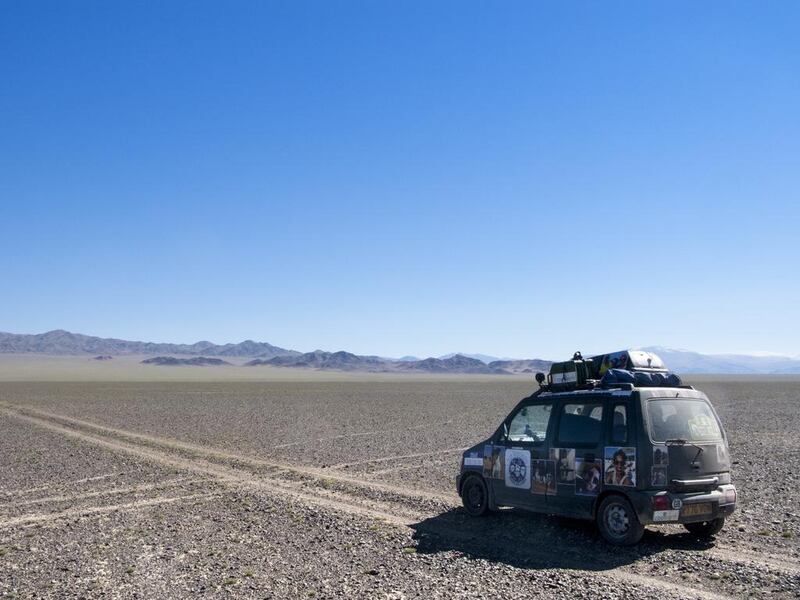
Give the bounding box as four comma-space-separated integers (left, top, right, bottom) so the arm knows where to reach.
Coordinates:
636, 484, 737, 525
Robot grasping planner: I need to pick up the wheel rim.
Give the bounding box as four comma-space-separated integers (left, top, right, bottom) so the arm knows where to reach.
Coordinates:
605, 503, 630, 538
466, 482, 484, 511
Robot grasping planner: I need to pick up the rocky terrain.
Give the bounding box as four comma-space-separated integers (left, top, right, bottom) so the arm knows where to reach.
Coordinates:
0, 375, 798, 598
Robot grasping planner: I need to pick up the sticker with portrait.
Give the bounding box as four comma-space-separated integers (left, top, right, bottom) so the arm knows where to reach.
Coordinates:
651, 465, 668, 487
483, 444, 493, 478
652, 444, 669, 466
491, 446, 505, 480
549, 448, 576, 485
604, 446, 636, 487
687, 414, 717, 439
715, 443, 730, 465
598, 351, 629, 375
531, 459, 556, 495
651, 444, 668, 487
575, 457, 602, 496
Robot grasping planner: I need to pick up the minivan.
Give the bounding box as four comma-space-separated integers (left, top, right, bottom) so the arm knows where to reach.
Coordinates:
456, 359, 736, 545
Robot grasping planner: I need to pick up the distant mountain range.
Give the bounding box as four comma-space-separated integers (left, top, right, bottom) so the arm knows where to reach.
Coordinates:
245, 351, 550, 375
142, 356, 232, 367
0, 330, 554, 375
639, 347, 800, 374
0, 330, 798, 374
398, 353, 518, 363
0, 329, 297, 359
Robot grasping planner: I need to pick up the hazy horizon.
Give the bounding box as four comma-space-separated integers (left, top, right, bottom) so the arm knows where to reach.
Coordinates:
1, 328, 799, 362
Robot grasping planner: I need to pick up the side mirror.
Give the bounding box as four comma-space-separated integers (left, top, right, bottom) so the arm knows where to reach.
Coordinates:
502, 422, 509, 441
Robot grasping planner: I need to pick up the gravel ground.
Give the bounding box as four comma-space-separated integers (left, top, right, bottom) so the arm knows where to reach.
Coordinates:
0, 375, 798, 598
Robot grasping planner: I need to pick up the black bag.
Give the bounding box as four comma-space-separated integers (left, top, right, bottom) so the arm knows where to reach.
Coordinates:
548, 352, 593, 390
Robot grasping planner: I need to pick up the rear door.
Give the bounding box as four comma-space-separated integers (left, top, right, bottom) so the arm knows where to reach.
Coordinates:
646, 397, 728, 486
491, 399, 554, 511
549, 396, 606, 518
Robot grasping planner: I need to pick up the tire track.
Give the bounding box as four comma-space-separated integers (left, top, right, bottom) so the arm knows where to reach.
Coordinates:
0, 477, 197, 510
1, 405, 454, 506
0, 473, 121, 499
370, 457, 457, 476
0, 406, 425, 527
707, 545, 800, 576
272, 420, 453, 449
0, 492, 220, 529
328, 447, 466, 470
3, 404, 796, 598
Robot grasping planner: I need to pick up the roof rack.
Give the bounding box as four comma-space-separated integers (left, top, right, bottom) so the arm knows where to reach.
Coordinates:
535, 348, 687, 393
535, 378, 634, 393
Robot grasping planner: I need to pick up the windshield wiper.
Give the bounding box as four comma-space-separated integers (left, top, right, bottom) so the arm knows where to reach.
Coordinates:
665, 438, 704, 463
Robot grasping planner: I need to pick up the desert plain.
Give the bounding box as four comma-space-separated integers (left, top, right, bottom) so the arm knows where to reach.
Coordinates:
1, 358, 799, 599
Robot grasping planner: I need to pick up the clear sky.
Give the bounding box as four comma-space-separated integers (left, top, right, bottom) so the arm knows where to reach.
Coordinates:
2, 2, 799, 359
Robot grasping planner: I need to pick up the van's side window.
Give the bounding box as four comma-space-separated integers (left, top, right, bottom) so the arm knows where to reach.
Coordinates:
507, 404, 552, 444
557, 403, 603, 445
611, 404, 628, 444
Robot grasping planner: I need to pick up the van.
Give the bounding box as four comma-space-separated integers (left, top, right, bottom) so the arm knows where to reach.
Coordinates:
456, 358, 736, 545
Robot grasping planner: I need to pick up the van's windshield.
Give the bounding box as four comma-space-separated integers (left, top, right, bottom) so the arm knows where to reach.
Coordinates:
646, 398, 722, 443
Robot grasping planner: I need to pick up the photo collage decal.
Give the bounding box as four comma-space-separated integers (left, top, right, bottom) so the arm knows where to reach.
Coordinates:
550, 448, 576, 485
483, 444, 493, 478
604, 447, 636, 486
531, 459, 556, 495
575, 457, 603, 496
652, 444, 668, 487
491, 446, 505, 480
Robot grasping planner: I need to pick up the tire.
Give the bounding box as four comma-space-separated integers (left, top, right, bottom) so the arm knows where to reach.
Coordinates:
596, 495, 645, 546
461, 475, 489, 517
684, 517, 725, 538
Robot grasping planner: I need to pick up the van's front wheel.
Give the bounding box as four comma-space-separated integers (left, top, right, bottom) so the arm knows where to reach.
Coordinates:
597, 495, 645, 545
460, 476, 489, 517
684, 517, 725, 538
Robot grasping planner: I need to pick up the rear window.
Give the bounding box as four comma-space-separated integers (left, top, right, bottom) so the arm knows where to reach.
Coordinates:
646, 398, 722, 442
557, 403, 603, 445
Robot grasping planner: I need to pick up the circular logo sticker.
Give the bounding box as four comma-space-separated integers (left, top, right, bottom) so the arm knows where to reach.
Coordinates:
509, 457, 527, 485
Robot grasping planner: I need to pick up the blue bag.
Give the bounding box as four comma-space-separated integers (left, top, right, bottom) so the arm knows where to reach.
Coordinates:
601, 369, 635, 385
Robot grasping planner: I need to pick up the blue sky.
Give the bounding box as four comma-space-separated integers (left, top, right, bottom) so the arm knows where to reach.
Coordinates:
2, 1, 799, 359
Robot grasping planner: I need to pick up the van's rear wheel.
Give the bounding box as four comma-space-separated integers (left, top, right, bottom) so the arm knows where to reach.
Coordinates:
684, 517, 725, 538
597, 495, 645, 545
461, 476, 489, 517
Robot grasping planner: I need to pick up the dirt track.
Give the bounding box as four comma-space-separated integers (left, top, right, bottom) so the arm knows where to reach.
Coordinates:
1, 377, 799, 598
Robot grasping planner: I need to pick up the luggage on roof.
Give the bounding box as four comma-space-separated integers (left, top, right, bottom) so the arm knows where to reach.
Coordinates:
545, 349, 677, 391
548, 352, 594, 390
592, 350, 667, 377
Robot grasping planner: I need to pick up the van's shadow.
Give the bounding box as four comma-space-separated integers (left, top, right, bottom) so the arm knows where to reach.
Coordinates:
409, 508, 716, 571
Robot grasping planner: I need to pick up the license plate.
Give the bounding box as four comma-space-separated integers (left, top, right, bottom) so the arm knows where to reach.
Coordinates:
682, 502, 712, 517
